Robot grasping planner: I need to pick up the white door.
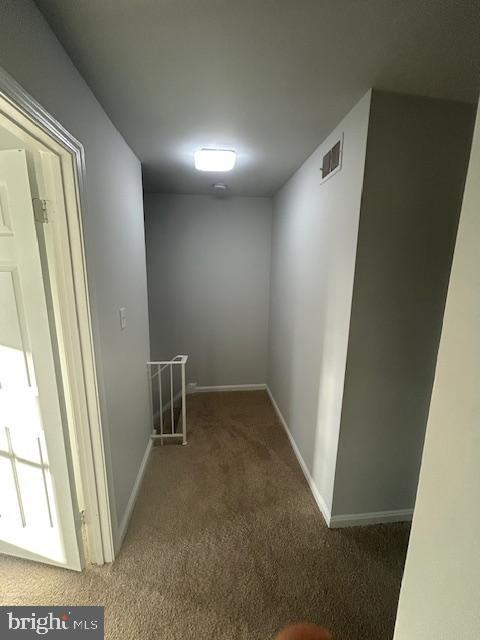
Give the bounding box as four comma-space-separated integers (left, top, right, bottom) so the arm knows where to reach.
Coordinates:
0, 149, 82, 570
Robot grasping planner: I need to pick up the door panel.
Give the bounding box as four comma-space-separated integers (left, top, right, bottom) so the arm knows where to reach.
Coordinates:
0, 149, 82, 570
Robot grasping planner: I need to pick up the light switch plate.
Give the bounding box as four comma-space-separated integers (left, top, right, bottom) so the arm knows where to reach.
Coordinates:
119, 307, 127, 330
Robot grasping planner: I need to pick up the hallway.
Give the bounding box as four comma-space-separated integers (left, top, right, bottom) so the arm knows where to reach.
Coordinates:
0, 392, 409, 639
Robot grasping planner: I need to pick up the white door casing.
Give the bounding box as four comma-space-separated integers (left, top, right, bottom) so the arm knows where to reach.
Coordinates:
0, 69, 115, 566
0, 148, 83, 570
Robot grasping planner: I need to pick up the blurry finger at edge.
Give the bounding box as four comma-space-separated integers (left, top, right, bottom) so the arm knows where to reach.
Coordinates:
274, 623, 333, 640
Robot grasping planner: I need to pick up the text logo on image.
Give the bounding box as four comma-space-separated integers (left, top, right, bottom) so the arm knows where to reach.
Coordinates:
0, 607, 104, 638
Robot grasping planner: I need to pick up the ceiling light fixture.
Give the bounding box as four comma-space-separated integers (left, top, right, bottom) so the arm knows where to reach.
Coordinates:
194, 148, 236, 172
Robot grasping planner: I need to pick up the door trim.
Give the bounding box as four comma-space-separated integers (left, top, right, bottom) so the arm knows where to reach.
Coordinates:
0, 66, 114, 564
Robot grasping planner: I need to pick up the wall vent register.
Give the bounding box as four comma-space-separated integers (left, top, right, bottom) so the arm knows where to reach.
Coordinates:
321, 135, 343, 182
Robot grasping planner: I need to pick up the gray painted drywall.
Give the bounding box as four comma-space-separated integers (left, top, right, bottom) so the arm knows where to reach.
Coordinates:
0, 0, 151, 548
393, 101, 480, 640
145, 194, 272, 386
332, 91, 474, 516
267, 91, 372, 513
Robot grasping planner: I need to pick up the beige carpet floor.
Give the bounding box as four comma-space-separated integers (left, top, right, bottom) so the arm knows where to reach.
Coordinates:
0, 391, 410, 640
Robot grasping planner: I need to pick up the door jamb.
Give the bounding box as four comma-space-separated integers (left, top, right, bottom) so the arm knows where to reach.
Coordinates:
0, 67, 114, 564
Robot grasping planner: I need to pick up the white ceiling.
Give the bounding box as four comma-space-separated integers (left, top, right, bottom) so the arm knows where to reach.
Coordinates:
35, 0, 479, 196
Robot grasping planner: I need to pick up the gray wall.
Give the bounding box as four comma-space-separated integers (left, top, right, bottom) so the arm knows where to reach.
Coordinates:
145, 194, 272, 386
0, 0, 151, 547
332, 91, 474, 516
267, 91, 372, 513
394, 101, 480, 640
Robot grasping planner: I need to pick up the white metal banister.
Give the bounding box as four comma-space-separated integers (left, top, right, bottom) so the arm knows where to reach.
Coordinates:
147, 355, 188, 445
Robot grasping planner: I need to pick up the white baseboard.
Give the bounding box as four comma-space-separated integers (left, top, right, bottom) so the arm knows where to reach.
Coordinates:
329, 509, 414, 528
194, 383, 267, 393
116, 438, 153, 551
266, 386, 414, 530
266, 386, 332, 526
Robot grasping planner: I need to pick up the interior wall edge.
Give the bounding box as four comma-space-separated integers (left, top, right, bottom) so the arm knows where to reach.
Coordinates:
332, 90, 476, 517
266, 88, 373, 520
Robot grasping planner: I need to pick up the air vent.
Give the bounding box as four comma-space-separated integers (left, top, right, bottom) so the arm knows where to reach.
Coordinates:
321, 135, 343, 182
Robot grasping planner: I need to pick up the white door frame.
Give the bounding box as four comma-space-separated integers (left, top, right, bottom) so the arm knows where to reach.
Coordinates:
0, 67, 114, 564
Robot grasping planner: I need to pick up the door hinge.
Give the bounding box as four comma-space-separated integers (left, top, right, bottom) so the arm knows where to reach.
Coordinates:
32, 198, 49, 223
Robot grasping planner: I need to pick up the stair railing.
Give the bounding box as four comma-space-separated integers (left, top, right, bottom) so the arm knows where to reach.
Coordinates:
147, 355, 188, 445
